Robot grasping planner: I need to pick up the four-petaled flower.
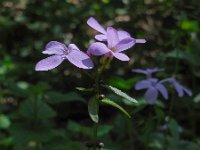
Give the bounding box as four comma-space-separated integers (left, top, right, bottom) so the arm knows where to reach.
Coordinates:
87, 17, 146, 44
160, 78, 192, 97
35, 41, 94, 71
132, 68, 163, 78
88, 27, 135, 61
135, 78, 168, 104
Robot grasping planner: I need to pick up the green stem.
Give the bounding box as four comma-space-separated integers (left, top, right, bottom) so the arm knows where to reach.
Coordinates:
93, 122, 98, 150
91, 57, 112, 150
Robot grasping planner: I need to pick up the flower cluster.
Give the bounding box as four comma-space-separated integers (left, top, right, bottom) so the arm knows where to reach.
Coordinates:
35, 17, 146, 71
133, 68, 192, 104
87, 17, 146, 61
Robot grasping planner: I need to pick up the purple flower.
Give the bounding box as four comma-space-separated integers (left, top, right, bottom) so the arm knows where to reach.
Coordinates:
160, 78, 192, 97
135, 78, 168, 104
88, 27, 140, 61
87, 17, 146, 43
35, 41, 94, 71
132, 68, 163, 78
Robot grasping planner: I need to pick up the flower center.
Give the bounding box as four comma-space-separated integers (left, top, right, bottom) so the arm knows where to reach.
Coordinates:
110, 47, 116, 52
62, 46, 71, 59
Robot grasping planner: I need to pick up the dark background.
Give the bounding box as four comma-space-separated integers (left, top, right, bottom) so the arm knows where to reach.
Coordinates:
0, 0, 200, 150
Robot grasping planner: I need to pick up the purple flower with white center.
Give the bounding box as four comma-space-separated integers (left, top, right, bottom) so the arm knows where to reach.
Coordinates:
132, 68, 163, 78
88, 27, 140, 61
135, 78, 168, 104
160, 78, 192, 97
35, 41, 94, 71
87, 17, 146, 44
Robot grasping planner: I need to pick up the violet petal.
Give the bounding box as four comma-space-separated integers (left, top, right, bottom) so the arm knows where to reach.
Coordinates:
155, 83, 168, 99
174, 82, 184, 97
43, 41, 65, 55
135, 80, 151, 90
112, 52, 130, 61
136, 39, 146, 43
107, 27, 119, 48
183, 87, 192, 96
35, 55, 63, 71
88, 42, 110, 56
117, 30, 131, 40
87, 17, 106, 34
68, 43, 80, 51
95, 34, 107, 41
66, 49, 94, 69
132, 69, 148, 74
115, 37, 135, 52
144, 87, 158, 104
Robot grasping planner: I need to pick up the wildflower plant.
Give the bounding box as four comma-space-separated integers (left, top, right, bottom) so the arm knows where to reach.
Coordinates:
35, 17, 146, 149
133, 68, 192, 104
35, 17, 192, 149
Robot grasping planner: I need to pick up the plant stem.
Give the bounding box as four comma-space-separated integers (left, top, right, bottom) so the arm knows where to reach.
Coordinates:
93, 122, 98, 150
91, 57, 112, 150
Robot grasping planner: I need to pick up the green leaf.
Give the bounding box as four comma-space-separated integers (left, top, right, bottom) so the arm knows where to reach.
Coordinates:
67, 120, 113, 138
194, 93, 200, 103
106, 85, 137, 103
88, 98, 99, 123
168, 118, 180, 138
109, 77, 136, 90
45, 91, 85, 104
76, 87, 93, 92
67, 121, 91, 137
19, 98, 56, 119
179, 20, 199, 32
101, 98, 131, 118
10, 122, 55, 146
97, 125, 113, 137
0, 114, 11, 129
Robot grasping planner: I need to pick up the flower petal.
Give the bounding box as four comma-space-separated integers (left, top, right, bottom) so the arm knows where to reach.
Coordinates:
107, 27, 119, 48
87, 17, 106, 34
174, 82, 184, 97
88, 42, 110, 56
43, 41, 65, 55
35, 55, 63, 71
95, 34, 107, 41
183, 87, 192, 96
112, 52, 130, 61
132, 69, 148, 74
136, 39, 146, 43
115, 37, 135, 52
68, 43, 80, 51
66, 49, 94, 69
144, 87, 158, 105
155, 83, 168, 99
117, 30, 131, 41
135, 80, 151, 90
159, 78, 174, 84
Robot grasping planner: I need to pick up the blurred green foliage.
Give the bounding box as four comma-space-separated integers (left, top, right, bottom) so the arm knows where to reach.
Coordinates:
0, 0, 200, 150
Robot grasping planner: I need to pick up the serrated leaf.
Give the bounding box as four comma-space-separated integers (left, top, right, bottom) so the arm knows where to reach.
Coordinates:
106, 85, 137, 103
101, 98, 131, 118
88, 98, 99, 123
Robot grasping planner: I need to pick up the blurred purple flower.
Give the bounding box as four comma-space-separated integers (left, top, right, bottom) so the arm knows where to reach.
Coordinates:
35, 41, 94, 71
135, 78, 168, 104
87, 17, 146, 43
160, 78, 192, 97
132, 68, 163, 78
88, 27, 136, 61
